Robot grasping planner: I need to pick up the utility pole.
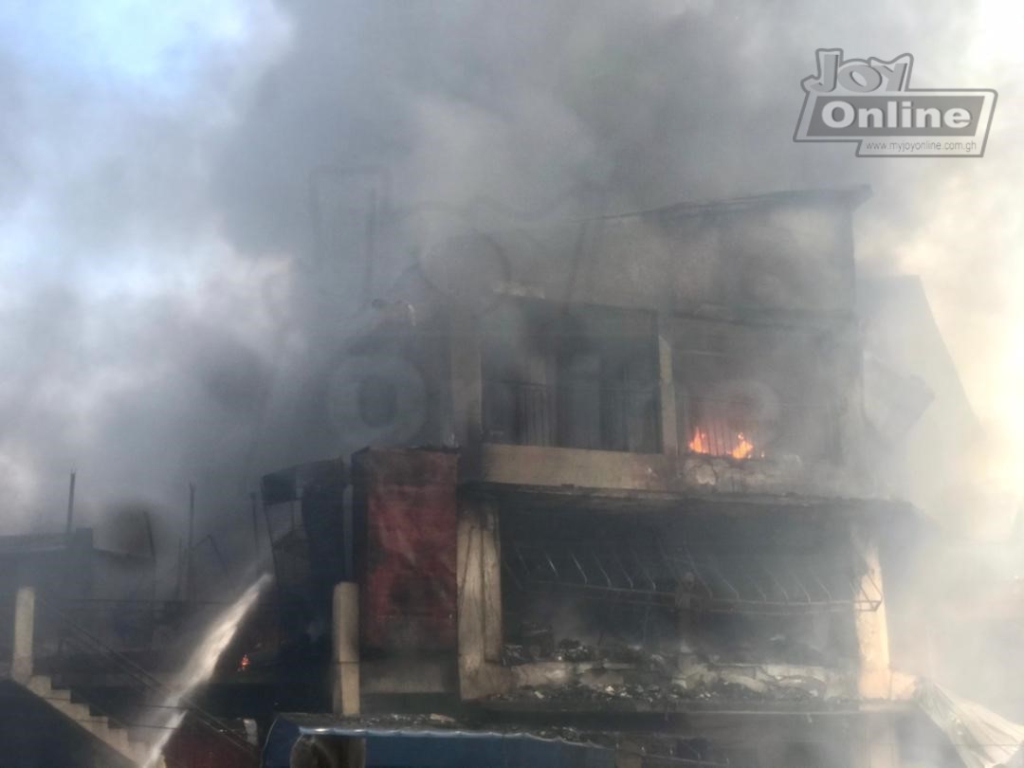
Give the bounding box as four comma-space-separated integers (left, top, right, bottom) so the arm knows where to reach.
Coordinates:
186, 483, 196, 603
176, 538, 184, 601
65, 471, 77, 540
250, 491, 261, 559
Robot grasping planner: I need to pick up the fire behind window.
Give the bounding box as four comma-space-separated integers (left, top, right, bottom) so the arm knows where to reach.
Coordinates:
686, 386, 771, 460
675, 320, 841, 463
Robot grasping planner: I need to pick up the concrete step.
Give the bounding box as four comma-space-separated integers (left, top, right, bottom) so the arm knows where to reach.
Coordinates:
95, 721, 130, 753
46, 686, 72, 702
19, 674, 159, 766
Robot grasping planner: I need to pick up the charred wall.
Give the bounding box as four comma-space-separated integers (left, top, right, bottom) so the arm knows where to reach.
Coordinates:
499, 505, 862, 668
484, 190, 862, 318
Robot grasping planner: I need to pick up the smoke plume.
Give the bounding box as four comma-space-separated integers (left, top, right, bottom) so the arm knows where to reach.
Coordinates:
1, 1, 1021, 578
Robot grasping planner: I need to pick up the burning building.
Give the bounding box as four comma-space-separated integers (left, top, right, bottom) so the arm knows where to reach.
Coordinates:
252, 186, 984, 768
4, 186, 1005, 768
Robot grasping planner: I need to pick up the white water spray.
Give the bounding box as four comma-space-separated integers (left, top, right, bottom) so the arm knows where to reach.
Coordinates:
143, 573, 273, 768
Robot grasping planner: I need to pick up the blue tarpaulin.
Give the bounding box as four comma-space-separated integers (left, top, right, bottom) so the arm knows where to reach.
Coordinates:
263, 715, 617, 768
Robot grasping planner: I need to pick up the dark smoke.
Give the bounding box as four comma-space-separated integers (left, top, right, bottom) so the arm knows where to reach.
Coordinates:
1, 2, 1021, 598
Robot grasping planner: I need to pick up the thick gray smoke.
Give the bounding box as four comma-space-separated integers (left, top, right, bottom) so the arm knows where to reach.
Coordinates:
215, 0, 1023, 532
1, 2, 1021, 581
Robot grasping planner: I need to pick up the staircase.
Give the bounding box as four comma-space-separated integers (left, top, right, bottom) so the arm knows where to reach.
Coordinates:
8, 586, 258, 767
17, 673, 161, 767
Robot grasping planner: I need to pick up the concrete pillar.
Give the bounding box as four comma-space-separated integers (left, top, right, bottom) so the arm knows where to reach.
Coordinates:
457, 501, 509, 699
12, 586, 35, 683
332, 582, 360, 716
656, 314, 678, 458
852, 524, 892, 700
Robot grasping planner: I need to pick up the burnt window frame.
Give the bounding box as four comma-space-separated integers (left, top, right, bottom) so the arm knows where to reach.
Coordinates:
673, 319, 843, 463
481, 298, 663, 454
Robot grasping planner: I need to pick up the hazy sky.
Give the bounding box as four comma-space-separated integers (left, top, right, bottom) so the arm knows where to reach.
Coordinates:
0, 0, 292, 537
1, 0, 1021, 551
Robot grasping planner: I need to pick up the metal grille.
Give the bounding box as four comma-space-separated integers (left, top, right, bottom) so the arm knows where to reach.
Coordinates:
503, 539, 881, 615
483, 379, 660, 452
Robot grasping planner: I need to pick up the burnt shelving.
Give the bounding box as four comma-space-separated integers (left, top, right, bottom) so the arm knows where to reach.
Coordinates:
502, 539, 881, 615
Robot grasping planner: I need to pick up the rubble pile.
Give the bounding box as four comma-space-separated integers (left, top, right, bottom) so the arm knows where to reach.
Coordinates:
495, 675, 827, 706
497, 635, 854, 707
502, 638, 665, 667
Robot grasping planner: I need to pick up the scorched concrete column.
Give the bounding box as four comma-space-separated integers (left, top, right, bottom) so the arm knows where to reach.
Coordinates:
457, 499, 509, 699
332, 582, 360, 716
11, 586, 35, 683
656, 313, 679, 459
851, 523, 892, 700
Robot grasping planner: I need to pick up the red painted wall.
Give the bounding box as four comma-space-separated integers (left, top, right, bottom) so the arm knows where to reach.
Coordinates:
354, 448, 459, 652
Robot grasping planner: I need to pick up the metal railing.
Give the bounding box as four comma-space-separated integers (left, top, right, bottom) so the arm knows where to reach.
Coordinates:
32, 594, 257, 761
503, 539, 882, 615
483, 378, 660, 453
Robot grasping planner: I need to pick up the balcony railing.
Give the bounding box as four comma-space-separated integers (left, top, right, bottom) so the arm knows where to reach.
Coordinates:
483, 378, 660, 453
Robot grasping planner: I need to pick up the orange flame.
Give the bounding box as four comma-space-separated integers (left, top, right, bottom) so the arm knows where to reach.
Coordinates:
731, 433, 754, 460
689, 429, 758, 460
238, 654, 250, 672
689, 429, 710, 454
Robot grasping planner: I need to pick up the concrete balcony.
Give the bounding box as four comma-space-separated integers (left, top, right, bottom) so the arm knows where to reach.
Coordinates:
473, 442, 876, 506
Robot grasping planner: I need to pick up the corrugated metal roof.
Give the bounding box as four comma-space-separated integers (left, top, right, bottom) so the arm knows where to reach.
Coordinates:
264, 714, 616, 768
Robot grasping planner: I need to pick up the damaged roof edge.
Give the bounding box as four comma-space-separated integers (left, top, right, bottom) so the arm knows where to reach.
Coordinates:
600, 185, 874, 223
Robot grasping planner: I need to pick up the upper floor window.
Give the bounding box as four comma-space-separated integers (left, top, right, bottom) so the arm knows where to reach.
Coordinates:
481, 300, 660, 453
673, 319, 841, 463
